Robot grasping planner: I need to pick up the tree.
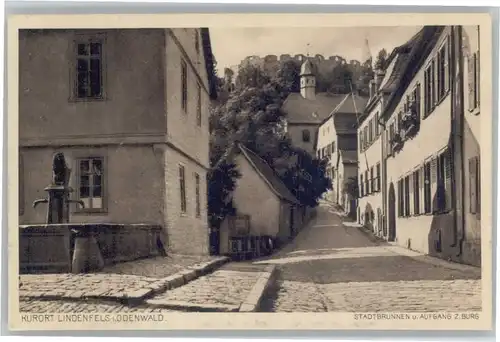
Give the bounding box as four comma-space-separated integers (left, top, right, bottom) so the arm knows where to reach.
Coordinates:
325, 64, 355, 94
343, 176, 359, 199
207, 58, 336, 230
275, 59, 301, 93
207, 162, 241, 229
374, 48, 388, 71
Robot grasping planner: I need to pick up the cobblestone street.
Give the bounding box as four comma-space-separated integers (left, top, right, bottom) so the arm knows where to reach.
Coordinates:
19, 204, 482, 314
258, 203, 482, 312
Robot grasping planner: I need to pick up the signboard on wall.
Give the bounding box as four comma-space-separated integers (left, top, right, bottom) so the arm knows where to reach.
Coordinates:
230, 215, 250, 236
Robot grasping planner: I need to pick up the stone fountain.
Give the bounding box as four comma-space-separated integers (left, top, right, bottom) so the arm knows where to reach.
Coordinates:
33, 152, 105, 273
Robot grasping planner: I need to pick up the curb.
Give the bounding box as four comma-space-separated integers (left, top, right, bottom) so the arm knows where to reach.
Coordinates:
238, 265, 277, 312
127, 256, 230, 305
145, 300, 240, 312
354, 224, 481, 276
383, 243, 482, 276
20, 256, 230, 305
355, 225, 387, 245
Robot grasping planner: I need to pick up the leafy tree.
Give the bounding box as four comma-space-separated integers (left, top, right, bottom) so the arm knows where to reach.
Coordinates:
343, 176, 359, 199
208, 61, 332, 226
374, 48, 388, 71
207, 162, 241, 229
275, 59, 301, 93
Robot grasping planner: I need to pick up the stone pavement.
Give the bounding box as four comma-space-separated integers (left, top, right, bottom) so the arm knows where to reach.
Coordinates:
258, 204, 482, 313
19, 254, 224, 313
146, 268, 263, 312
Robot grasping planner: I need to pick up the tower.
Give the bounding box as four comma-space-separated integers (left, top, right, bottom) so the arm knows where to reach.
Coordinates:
300, 59, 316, 100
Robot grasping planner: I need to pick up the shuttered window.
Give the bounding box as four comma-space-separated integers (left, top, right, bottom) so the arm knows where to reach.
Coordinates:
404, 176, 411, 217
468, 51, 480, 112
413, 169, 420, 215
398, 179, 404, 217
469, 156, 481, 216
376, 163, 381, 192
424, 162, 432, 213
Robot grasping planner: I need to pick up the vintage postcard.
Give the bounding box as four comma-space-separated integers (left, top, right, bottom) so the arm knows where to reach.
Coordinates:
7, 12, 493, 331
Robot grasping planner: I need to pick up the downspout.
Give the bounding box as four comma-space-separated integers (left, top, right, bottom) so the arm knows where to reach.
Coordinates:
455, 26, 466, 256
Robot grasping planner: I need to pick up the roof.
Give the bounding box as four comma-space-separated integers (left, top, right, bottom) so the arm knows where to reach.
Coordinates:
200, 28, 218, 100
319, 93, 368, 132
282, 93, 346, 124
340, 150, 358, 164
300, 59, 314, 76
237, 144, 300, 204
381, 26, 444, 119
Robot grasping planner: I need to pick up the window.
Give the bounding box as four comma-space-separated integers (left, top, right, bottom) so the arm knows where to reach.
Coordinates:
398, 179, 404, 217
302, 129, 310, 142
365, 170, 369, 194
423, 162, 432, 213
435, 149, 452, 213
411, 83, 422, 121
194, 172, 201, 217
397, 111, 403, 131
469, 156, 481, 216
468, 51, 480, 112
368, 119, 373, 143
363, 127, 368, 149
181, 59, 188, 112
370, 167, 374, 194
77, 157, 104, 211
360, 174, 364, 197
424, 61, 436, 117
76, 41, 103, 99
332, 141, 335, 154
196, 83, 202, 126
437, 38, 450, 101
376, 163, 381, 192
374, 113, 380, 136
359, 132, 364, 152
179, 165, 187, 213
194, 29, 200, 54
404, 176, 411, 216
413, 169, 420, 215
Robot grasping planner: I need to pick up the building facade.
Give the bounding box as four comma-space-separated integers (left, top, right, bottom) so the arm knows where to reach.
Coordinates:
316, 93, 367, 213
357, 25, 482, 266
357, 97, 384, 233
282, 59, 346, 155
18, 28, 218, 255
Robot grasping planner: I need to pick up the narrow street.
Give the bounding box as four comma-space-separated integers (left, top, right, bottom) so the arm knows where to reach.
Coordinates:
257, 202, 482, 312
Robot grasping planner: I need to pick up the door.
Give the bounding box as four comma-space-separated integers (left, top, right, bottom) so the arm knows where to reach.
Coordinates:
388, 182, 396, 241
289, 206, 295, 236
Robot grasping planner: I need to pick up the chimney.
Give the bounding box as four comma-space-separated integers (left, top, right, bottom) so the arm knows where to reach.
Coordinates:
374, 69, 385, 90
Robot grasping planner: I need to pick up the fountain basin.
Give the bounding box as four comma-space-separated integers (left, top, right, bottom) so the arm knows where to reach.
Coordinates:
19, 223, 166, 274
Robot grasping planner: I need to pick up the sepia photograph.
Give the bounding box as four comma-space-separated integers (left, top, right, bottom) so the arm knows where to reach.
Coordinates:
7, 12, 493, 331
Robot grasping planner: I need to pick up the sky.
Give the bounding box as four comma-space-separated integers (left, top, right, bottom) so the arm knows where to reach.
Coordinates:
209, 26, 422, 73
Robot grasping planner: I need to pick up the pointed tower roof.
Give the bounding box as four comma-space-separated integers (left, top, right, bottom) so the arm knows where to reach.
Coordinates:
300, 58, 314, 76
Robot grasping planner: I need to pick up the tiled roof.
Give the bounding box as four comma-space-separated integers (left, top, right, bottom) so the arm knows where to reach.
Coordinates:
237, 144, 300, 204
381, 26, 445, 118
340, 150, 358, 164
200, 28, 218, 100
282, 93, 346, 124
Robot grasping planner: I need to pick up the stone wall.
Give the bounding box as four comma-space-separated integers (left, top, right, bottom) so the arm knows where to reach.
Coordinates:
19, 223, 165, 274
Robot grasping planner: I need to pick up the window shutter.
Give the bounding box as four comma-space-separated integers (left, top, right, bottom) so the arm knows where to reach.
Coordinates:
469, 157, 477, 214
430, 158, 438, 212
408, 174, 413, 216
468, 54, 476, 111
420, 166, 425, 214
444, 37, 450, 92
444, 149, 453, 211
